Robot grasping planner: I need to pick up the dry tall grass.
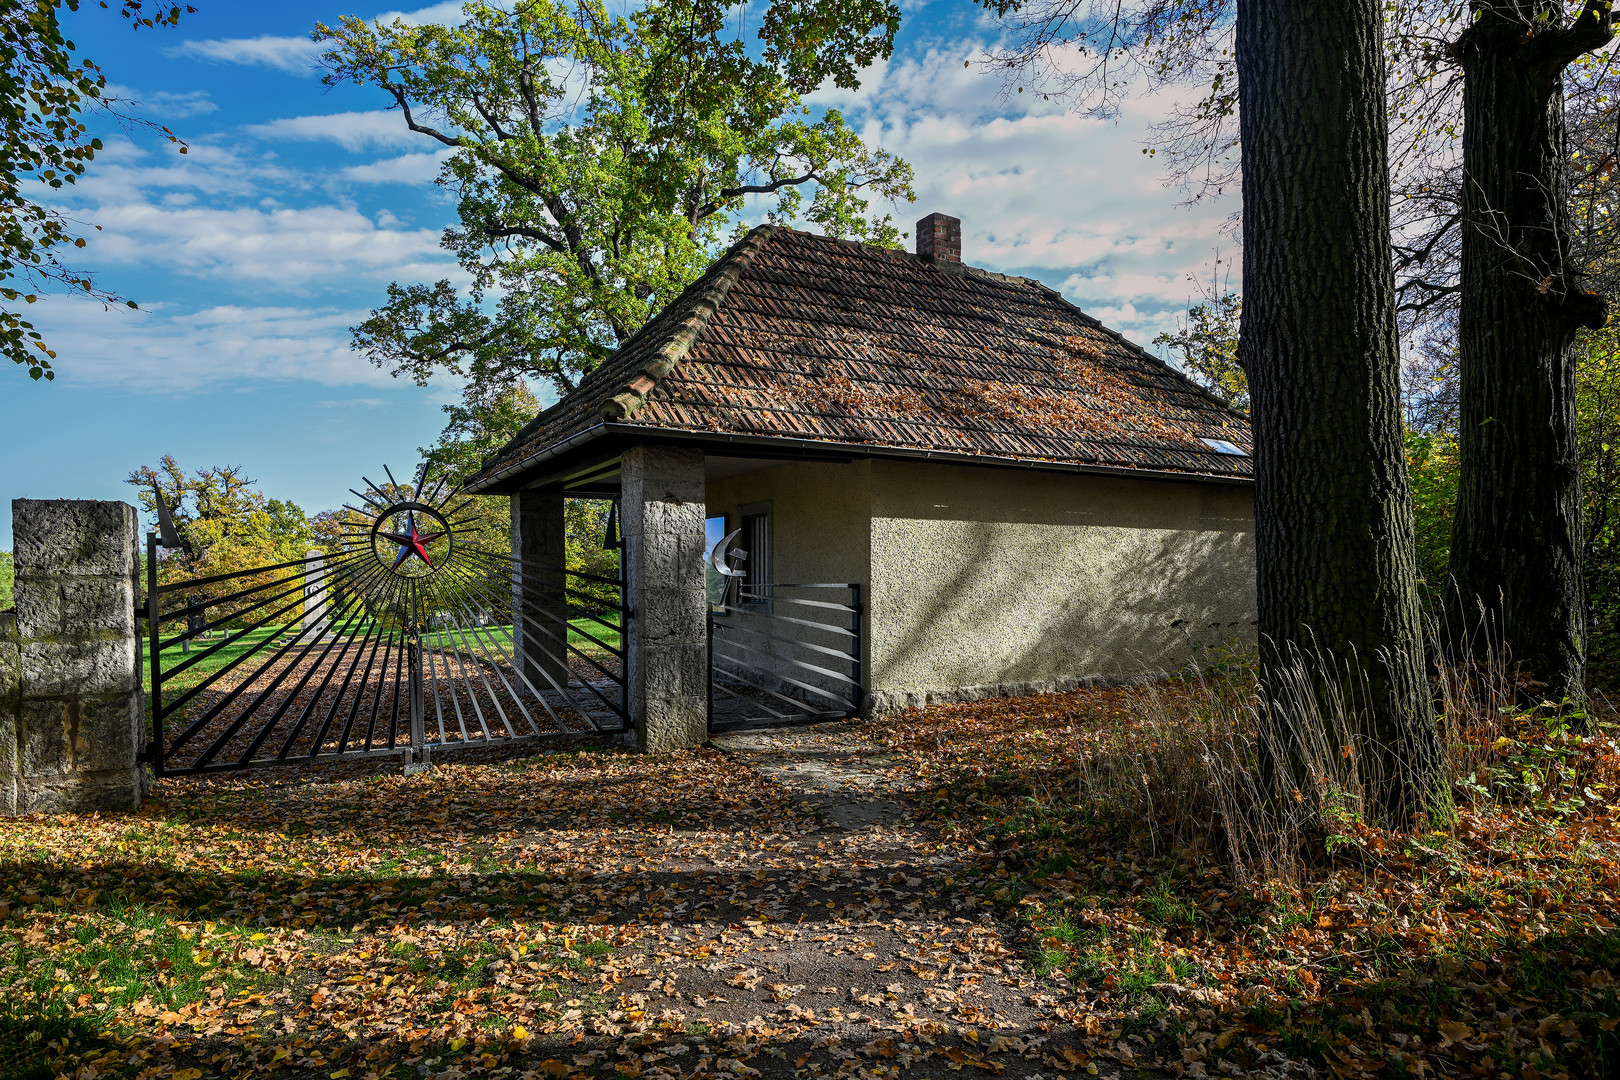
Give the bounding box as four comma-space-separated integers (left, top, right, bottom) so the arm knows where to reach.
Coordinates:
1082, 627, 1619, 884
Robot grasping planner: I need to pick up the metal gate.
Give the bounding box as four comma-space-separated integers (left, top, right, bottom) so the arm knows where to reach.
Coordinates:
707, 581, 863, 731
144, 472, 628, 776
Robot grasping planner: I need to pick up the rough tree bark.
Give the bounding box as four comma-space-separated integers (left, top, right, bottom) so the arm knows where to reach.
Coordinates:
1237, 0, 1441, 825
1452, 0, 1612, 714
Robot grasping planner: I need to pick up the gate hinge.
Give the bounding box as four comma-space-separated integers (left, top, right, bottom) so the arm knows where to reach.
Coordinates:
138, 743, 158, 764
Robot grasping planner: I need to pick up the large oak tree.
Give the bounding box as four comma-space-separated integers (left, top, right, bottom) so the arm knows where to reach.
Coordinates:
315, 0, 912, 408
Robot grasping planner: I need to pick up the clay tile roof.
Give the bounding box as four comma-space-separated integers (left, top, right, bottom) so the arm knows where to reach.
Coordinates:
469, 225, 1253, 490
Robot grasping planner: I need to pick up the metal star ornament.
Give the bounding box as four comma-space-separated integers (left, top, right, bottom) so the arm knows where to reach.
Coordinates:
378, 512, 446, 570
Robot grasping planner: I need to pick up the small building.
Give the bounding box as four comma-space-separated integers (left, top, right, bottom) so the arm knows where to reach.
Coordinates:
467, 214, 1256, 751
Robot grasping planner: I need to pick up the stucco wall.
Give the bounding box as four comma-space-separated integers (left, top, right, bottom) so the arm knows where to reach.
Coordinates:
702, 457, 1257, 716
866, 461, 1256, 710
705, 459, 872, 587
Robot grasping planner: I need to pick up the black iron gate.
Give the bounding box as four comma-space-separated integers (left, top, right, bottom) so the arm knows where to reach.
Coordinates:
143, 474, 628, 776
707, 582, 863, 731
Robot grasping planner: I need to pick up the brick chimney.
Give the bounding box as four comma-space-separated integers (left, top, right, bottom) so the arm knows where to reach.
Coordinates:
916, 212, 961, 263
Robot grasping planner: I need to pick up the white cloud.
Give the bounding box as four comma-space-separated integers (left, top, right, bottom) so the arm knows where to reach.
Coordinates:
342, 150, 456, 185
172, 34, 323, 75
102, 84, 219, 118
171, 3, 475, 75
246, 110, 424, 152
70, 201, 449, 288
27, 299, 395, 389
805, 42, 1238, 351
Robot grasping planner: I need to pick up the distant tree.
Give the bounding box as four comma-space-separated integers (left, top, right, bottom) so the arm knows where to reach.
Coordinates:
1153, 271, 1245, 410
316, 0, 913, 422
1, 1, 192, 382
127, 456, 315, 580
0, 550, 14, 609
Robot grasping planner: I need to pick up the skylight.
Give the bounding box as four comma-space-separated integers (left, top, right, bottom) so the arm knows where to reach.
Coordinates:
1199, 437, 1248, 456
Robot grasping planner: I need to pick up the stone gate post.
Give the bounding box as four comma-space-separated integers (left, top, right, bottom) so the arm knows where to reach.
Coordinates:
510, 487, 570, 690
621, 444, 708, 752
1, 499, 144, 815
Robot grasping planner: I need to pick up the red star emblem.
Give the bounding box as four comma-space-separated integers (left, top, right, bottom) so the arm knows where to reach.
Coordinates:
379, 513, 445, 570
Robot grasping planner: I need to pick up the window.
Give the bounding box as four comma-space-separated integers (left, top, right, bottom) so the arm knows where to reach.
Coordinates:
1199, 437, 1248, 456
738, 505, 772, 605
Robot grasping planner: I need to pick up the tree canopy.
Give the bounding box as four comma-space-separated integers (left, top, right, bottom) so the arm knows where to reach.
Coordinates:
316, 0, 913, 410
1, 1, 191, 382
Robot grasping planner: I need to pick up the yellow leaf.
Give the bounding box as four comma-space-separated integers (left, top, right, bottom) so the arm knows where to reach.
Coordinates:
450, 1038, 467, 1052
540, 1060, 569, 1077
173, 1070, 203, 1080
331, 1071, 351, 1078
512, 1025, 530, 1041
1437, 1019, 1473, 1047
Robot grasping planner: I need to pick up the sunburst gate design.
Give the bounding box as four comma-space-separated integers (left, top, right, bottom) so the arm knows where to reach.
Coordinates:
337, 465, 478, 619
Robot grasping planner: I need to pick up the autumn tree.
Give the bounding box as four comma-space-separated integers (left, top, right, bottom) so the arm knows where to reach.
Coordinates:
1442, 1, 1615, 714
1153, 269, 1246, 409
1, 1, 191, 381
315, 0, 913, 416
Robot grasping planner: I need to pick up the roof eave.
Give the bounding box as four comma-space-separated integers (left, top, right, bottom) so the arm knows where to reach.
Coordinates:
466, 421, 1255, 493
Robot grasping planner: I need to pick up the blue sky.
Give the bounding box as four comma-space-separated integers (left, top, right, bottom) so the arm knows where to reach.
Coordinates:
0, 0, 1237, 542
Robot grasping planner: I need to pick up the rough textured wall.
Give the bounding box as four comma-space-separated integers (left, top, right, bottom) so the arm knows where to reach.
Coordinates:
3, 499, 145, 814
622, 446, 709, 753
0, 610, 18, 815
867, 461, 1257, 711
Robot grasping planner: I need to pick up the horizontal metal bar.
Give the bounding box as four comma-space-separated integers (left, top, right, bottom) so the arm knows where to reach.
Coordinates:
712, 647, 856, 706
712, 635, 860, 687
712, 618, 860, 666
711, 604, 856, 639
711, 654, 853, 713
738, 593, 859, 614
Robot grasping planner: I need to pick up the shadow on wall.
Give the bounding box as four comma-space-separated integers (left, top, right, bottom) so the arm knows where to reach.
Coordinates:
869, 513, 1257, 704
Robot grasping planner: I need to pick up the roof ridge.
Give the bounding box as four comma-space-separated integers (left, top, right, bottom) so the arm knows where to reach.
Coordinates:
598, 225, 778, 422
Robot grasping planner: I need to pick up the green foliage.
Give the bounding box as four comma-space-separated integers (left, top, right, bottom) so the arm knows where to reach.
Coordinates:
1406, 429, 1459, 599
314, 0, 913, 410
1154, 286, 1246, 410
125, 456, 316, 590
0, 551, 12, 610
1578, 324, 1620, 633
0, 1, 191, 382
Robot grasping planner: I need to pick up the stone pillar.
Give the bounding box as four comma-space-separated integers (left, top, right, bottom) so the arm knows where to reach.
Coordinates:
4, 499, 144, 814
1, 611, 19, 816
510, 488, 569, 690
302, 549, 328, 637
621, 444, 708, 752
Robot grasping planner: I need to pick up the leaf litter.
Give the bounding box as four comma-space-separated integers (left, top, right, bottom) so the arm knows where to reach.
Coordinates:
2, 686, 1617, 1080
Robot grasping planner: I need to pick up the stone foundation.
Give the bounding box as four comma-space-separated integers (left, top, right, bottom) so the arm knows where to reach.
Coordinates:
862, 670, 1171, 717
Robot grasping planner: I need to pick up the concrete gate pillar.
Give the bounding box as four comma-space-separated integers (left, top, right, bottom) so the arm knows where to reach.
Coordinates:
510, 487, 570, 690
1, 499, 144, 815
621, 445, 708, 753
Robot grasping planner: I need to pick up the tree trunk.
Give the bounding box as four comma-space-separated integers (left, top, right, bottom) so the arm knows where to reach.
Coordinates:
1452, 0, 1611, 715
1236, 0, 1440, 826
